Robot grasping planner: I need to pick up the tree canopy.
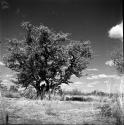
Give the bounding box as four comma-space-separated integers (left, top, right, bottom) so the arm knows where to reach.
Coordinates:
4, 22, 93, 99
111, 49, 124, 75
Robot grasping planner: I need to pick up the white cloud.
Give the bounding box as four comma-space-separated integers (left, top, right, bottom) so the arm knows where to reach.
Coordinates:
87, 75, 99, 80
105, 60, 114, 67
108, 21, 123, 42
87, 84, 94, 88
2, 79, 9, 83
87, 74, 120, 80
87, 68, 98, 71
87, 81, 99, 88
74, 81, 82, 85
5, 74, 13, 78
104, 80, 109, 84
9, 77, 17, 81
0, 61, 5, 66
61, 84, 73, 91
90, 81, 99, 85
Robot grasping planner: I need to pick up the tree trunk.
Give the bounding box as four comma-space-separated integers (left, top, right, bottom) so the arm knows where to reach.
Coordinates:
48, 90, 51, 100
35, 81, 46, 100
40, 92, 44, 100
45, 79, 51, 100
36, 90, 41, 99
36, 89, 45, 100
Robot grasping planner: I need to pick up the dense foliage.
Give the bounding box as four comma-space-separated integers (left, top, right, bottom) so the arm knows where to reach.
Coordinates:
111, 49, 124, 75
4, 22, 93, 99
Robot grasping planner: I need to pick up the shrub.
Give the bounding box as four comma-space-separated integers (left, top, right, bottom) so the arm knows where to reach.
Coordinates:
19, 85, 37, 99
65, 96, 93, 102
9, 85, 18, 92
98, 103, 112, 117
0, 83, 8, 91
4, 91, 21, 98
98, 95, 124, 125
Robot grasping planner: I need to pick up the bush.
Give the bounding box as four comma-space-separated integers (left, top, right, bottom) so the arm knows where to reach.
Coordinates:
4, 91, 21, 98
98, 103, 112, 117
0, 83, 8, 91
19, 85, 37, 99
9, 85, 18, 92
65, 96, 93, 102
97, 95, 124, 125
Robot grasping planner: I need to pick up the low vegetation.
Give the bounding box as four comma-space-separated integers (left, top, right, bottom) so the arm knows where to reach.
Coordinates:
97, 94, 124, 125
0, 81, 124, 125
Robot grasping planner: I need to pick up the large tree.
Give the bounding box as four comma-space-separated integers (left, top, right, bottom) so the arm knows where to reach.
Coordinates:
4, 22, 93, 99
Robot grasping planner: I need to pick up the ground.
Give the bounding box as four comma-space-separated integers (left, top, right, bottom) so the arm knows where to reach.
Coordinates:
0, 96, 116, 125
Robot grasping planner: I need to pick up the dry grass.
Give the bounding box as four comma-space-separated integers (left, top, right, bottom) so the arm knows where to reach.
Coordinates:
0, 96, 118, 125
97, 94, 124, 125
0, 85, 124, 125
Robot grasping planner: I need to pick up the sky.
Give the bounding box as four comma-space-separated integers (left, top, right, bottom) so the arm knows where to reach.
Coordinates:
0, 0, 123, 92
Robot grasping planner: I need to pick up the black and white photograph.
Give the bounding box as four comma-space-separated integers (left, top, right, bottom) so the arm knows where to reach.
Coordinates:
0, 0, 123, 124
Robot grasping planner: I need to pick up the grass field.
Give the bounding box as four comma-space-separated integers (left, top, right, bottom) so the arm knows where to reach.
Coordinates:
0, 93, 121, 125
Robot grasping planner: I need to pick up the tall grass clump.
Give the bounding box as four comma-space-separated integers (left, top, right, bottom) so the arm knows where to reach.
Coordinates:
0, 82, 9, 125
98, 94, 124, 125
42, 100, 58, 116
3, 85, 20, 98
